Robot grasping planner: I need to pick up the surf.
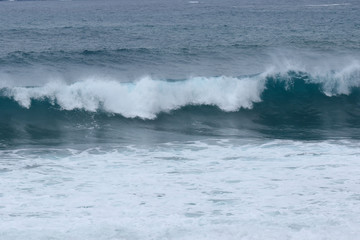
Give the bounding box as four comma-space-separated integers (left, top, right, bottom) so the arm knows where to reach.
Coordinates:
1, 65, 360, 119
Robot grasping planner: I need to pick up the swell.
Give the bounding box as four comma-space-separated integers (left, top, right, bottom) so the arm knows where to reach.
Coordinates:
0, 48, 162, 67
1, 69, 360, 144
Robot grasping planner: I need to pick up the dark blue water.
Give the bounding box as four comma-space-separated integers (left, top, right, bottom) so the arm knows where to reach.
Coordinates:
1, 0, 359, 77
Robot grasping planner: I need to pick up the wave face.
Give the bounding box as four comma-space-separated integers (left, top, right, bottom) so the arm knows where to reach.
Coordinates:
1, 68, 360, 145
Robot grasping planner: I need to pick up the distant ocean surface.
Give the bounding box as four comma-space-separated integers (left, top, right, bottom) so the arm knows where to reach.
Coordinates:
1, 0, 360, 239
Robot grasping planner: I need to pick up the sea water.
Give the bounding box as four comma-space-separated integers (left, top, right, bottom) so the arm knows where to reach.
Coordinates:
0, 0, 360, 239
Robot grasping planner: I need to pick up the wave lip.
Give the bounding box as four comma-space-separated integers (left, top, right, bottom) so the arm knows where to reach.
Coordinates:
3, 75, 264, 119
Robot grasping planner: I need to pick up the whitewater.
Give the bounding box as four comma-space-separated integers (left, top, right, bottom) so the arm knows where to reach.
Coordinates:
1, 140, 360, 240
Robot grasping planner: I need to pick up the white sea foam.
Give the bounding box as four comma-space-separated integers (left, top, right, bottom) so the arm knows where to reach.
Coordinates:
6, 75, 265, 119
1, 139, 360, 239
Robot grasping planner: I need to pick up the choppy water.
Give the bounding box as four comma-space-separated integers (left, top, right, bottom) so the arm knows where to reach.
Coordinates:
1, 0, 360, 239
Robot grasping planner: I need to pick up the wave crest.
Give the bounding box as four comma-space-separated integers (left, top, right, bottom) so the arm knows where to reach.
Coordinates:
1, 64, 360, 119
3, 75, 264, 119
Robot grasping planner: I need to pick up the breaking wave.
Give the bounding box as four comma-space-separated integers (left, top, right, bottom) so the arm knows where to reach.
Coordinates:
1, 64, 360, 119
1, 64, 360, 143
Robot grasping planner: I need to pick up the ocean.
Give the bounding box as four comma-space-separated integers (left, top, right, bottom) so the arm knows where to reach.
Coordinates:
1, 0, 360, 239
